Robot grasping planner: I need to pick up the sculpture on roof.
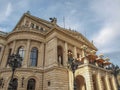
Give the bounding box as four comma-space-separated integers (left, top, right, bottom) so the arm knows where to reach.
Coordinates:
26, 11, 31, 14
49, 17, 57, 24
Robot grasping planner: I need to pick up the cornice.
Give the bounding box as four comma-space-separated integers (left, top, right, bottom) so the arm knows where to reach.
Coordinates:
4, 13, 97, 50
78, 64, 111, 73
59, 28, 97, 50
44, 66, 68, 72
46, 27, 97, 50
0, 67, 68, 74
25, 13, 53, 28
6, 29, 45, 42
0, 67, 43, 73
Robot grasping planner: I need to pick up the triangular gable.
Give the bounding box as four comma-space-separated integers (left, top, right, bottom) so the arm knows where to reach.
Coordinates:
13, 12, 54, 32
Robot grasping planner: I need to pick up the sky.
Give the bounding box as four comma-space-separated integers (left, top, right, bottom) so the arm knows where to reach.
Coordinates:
0, 0, 120, 66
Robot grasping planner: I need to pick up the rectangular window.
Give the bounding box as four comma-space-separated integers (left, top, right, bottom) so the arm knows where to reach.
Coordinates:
31, 23, 34, 28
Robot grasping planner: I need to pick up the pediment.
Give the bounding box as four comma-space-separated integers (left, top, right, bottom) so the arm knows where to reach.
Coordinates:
13, 13, 54, 33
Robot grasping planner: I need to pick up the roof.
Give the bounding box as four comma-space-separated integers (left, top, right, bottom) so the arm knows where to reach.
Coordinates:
12, 12, 97, 50
0, 31, 8, 36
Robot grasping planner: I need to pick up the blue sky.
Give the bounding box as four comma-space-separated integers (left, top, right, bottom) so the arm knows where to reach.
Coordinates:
0, 0, 120, 66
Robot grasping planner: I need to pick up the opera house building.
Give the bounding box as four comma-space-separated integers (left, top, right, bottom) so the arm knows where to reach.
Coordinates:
0, 12, 118, 90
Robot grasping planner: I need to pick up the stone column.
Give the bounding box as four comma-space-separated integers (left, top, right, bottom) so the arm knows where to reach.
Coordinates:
38, 43, 44, 68
53, 38, 58, 66
106, 74, 111, 90
73, 46, 77, 58
97, 72, 103, 90
85, 69, 94, 90
64, 42, 68, 67
0, 45, 5, 65
24, 40, 31, 67
68, 70, 73, 90
112, 75, 118, 90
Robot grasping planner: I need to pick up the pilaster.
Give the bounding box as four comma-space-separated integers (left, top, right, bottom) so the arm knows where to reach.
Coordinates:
112, 75, 118, 90
18, 77, 25, 90
97, 72, 103, 90
64, 42, 68, 67
106, 74, 111, 90
1, 45, 9, 68
84, 68, 94, 90
54, 38, 58, 64
38, 43, 44, 68
68, 70, 73, 90
0, 45, 5, 65
45, 37, 58, 67
24, 40, 31, 67
11, 40, 16, 54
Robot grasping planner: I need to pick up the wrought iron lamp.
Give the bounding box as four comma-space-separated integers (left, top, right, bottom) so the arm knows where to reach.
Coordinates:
8, 53, 23, 89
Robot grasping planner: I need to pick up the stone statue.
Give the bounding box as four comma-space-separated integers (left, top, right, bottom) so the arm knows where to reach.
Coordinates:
49, 17, 57, 24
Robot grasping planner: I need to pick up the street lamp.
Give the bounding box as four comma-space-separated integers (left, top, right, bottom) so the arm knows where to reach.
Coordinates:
8, 53, 23, 89
68, 57, 79, 90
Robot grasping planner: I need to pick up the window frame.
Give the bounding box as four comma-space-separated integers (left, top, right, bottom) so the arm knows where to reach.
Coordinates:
27, 78, 36, 90
30, 47, 38, 67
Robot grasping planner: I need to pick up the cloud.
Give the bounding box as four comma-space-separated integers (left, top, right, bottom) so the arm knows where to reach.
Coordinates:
90, 0, 120, 54
93, 26, 120, 48
0, 0, 119, 65
0, 2, 12, 23
0, 27, 7, 32
5, 3, 12, 17
0, 0, 30, 32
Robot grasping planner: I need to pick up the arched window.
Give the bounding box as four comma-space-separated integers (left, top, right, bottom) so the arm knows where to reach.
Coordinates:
27, 78, 36, 90
76, 75, 86, 90
30, 47, 38, 66
8, 78, 18, 90
17, 46, 25, 59
57, 46, 63, 65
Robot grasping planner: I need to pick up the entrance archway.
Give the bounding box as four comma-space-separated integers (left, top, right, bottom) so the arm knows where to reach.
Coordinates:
76, 75, 86, 90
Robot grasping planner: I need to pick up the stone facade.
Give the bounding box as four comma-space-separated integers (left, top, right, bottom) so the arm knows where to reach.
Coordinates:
117, 74, 120, 88
0, 12, 118, 90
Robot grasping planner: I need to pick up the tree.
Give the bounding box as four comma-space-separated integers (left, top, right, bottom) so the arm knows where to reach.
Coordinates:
110, 64, 120, 89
